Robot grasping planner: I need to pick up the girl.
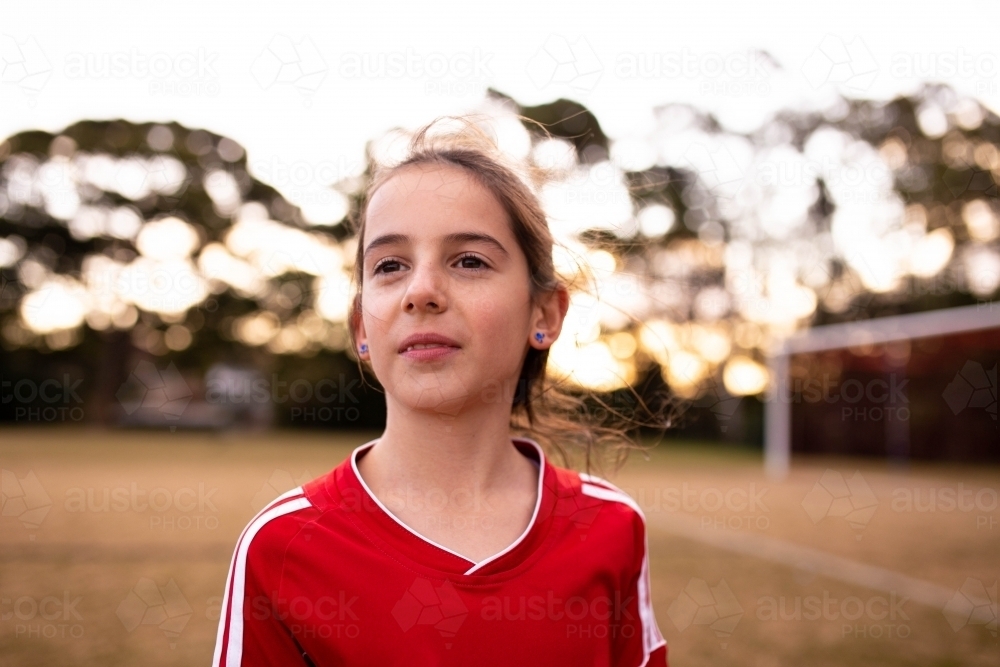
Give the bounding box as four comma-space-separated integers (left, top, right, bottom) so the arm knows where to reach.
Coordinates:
213, 116, 669, 666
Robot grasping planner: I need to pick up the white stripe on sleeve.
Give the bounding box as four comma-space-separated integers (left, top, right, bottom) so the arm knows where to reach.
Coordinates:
213, 489, 312, 667
581, 482, 667, 666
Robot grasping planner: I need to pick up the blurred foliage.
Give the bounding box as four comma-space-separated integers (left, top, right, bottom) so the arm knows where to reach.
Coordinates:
0, 84, 998, 430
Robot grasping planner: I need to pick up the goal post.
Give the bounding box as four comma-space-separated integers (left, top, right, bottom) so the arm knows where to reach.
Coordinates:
764, 302, 1000, 479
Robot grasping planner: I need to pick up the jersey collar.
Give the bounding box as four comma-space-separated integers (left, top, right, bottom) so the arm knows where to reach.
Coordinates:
334, 436, 555, 578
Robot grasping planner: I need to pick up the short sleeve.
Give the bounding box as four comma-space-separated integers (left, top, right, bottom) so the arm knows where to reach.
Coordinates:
613, 502, 668, 666
213, 495, 313, 667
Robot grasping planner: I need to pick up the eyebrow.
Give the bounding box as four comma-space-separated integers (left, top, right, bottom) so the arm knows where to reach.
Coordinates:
363, 232, 511, 261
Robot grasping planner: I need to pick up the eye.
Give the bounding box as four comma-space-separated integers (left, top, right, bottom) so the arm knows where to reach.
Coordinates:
372, 258, 402, 275
456, 253, 488, 271
371, 253, 488, 276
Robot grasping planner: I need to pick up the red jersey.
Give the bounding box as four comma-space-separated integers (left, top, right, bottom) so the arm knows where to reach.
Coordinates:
213, 436, 668, 666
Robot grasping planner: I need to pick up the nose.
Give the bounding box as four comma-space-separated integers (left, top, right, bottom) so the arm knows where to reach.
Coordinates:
401, 261, 447, 313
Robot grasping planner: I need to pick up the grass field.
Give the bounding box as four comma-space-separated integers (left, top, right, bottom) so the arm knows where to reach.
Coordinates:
1, 428, 998, 666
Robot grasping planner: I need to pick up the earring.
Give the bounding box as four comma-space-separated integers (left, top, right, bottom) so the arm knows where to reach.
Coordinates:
534, 332, 544, 343
360, 343, 368, 353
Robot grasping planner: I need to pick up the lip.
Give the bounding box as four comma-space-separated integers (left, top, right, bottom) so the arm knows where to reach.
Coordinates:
400, 345, 460, 361
398, 332, 462, 358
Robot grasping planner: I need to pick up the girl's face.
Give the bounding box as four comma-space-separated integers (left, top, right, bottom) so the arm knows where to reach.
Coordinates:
354, 162, 550, 416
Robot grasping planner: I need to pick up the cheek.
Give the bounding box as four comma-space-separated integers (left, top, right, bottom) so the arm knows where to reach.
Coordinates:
361, 290, 395, 324
470, 293, 528, 348
359, 300, 395, 364
467, 291, 505, 321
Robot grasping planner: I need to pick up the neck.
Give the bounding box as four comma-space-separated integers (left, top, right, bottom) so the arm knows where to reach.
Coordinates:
360, 396, 531, 499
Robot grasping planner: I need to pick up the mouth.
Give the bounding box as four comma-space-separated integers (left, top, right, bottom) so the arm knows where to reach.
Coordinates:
401, 343, 455, 352
397, 333, 462, 355
399, 344, 460, 360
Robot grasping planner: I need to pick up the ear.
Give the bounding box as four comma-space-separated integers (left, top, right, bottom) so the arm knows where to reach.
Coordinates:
529, 285, 570, 349
350, 293, 368, 357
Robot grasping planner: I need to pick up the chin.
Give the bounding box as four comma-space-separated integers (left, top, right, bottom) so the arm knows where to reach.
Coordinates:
395, 383, 474, 415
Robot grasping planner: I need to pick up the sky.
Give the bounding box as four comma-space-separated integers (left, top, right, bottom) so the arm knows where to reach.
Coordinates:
3, 0, 999, 204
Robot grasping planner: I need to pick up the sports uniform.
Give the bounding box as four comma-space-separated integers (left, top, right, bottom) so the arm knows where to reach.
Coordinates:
213, 436, 668, 666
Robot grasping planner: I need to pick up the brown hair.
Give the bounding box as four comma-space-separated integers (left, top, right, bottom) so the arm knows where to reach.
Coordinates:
346, 114, 674, 476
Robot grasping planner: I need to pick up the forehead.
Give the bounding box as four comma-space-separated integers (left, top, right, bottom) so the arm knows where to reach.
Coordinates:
365, 162, 509, 233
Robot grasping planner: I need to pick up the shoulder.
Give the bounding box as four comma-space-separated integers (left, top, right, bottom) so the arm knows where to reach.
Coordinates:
577, 472, 646, 520
237, 486, 319, 569
547, 465, 648, 549
579, 472, 649, 543
238, 462, 352, 560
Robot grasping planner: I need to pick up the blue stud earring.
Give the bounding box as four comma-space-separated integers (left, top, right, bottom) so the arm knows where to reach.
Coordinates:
360, 343, 368, 353
534, 332, 544, 343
